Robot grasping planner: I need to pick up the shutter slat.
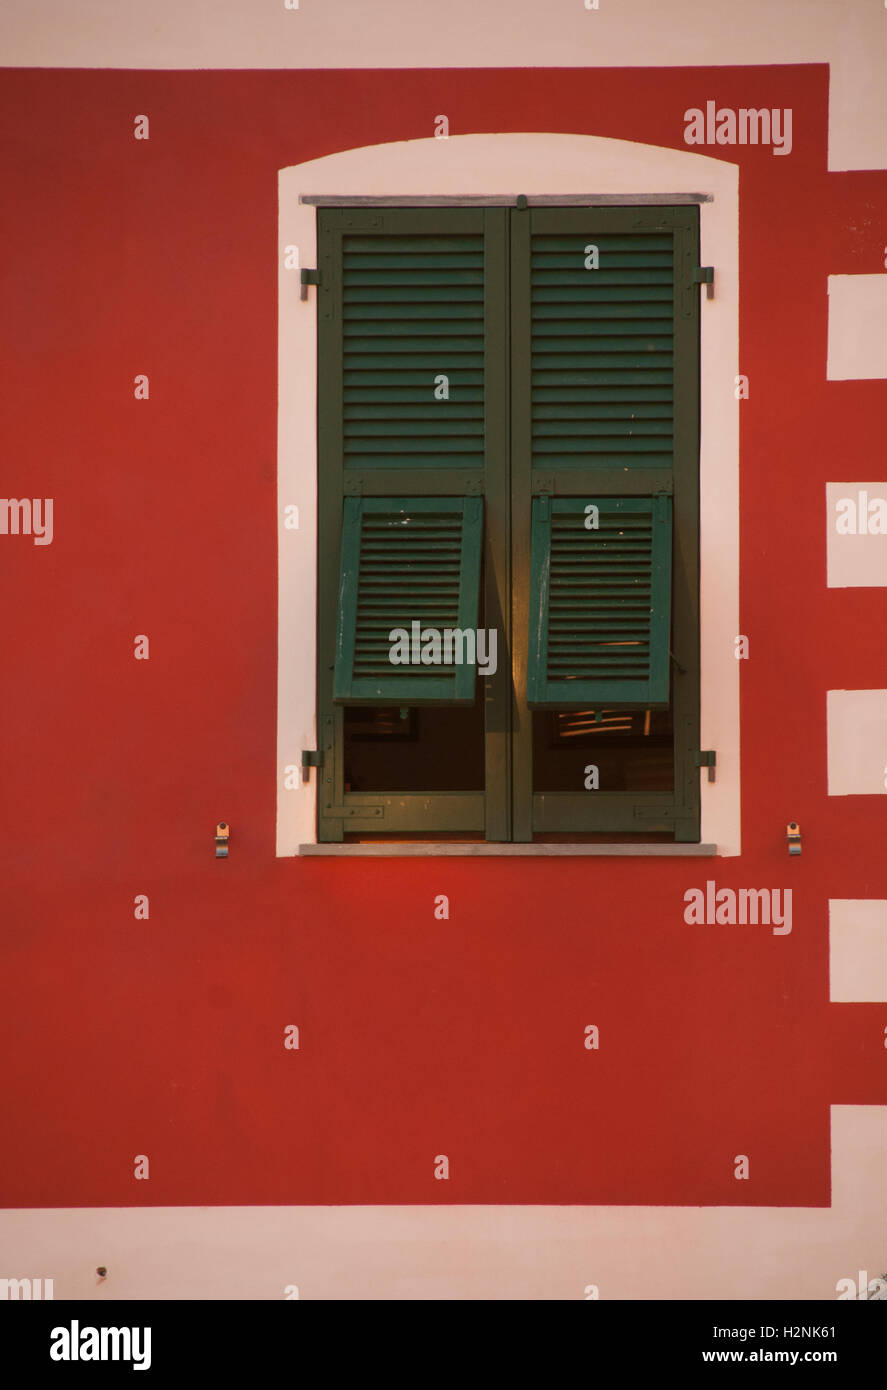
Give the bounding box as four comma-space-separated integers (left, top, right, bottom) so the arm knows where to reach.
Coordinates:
533, 287, 673, 302
532, 371, 673, 385
531, 253, 674, 269
533, 387, 671, 401
345, 372, 484, 386
531, 271, 673, 285
346, 288, 484, 303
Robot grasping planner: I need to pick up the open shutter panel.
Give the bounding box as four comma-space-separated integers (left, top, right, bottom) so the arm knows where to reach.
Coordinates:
334, 496, 483, 705
530, 231, 674, 470
527, 495, 672, 708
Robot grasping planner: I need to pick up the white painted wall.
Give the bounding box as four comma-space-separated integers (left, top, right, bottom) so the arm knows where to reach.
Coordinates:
826, 482, 887, 587
830, 900, 887, 1001
828, 276, 887, 380
277, 133, 741, 854
827, 689, 887, 795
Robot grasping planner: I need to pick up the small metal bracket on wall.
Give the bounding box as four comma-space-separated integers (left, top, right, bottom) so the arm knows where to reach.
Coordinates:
300, 268, 320, 301
694, 266, 715, 300
301, 749, 323, 784
215, 822, 229, 858
786, 822, 802, 856
695, 750, 717, 782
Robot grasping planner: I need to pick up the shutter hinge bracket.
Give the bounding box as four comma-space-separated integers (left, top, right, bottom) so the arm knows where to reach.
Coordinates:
323, 802, 385, 820
301, 748, 324, 783
695, 750, 717, 782
301, 268, 321, 301
694, 266, 715, 299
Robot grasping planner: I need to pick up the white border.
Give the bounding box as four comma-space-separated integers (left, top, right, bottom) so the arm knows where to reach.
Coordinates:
276, 134, 740, 855
1, 4, 885, 173
1, 1107, 884, 1299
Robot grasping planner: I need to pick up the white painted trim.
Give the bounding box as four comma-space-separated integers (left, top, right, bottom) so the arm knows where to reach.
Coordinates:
0, 1107, 883, 1299
826, 689, 887, 796
827, 275, 887, 381
277, 134, 740, 855
300, 193, 715, 206
3, 3, 887, 172
829, 899, 887, 1002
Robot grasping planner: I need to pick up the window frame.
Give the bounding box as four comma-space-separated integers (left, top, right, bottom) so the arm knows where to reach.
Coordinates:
275, 133, 741, 858
315, 202, 700, 844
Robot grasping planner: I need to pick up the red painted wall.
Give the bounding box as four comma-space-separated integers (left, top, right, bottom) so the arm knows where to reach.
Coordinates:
1, 64, 885, 1208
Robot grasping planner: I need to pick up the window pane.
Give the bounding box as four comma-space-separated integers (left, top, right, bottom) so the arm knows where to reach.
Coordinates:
532, 707, 674, 793
344, 701, 485, 792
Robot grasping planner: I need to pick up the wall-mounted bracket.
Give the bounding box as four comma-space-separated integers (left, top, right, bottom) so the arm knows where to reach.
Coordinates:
694, 266, 715, 299
300, 268, 320, 301
695, 750, 717, 782
215, 822, 229, 858
786, 822, 802, 856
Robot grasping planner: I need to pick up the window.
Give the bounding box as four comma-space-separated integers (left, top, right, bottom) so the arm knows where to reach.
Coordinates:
315, 204, 700, 843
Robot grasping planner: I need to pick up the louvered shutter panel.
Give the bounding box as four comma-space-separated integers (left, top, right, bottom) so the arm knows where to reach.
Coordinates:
334, 496, 483, 704
527, 495, 672, 708
529, 231, 674, 470
343, 233, 485, 471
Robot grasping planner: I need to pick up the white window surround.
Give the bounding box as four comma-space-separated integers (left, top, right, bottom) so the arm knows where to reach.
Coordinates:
277, 133, 740, 856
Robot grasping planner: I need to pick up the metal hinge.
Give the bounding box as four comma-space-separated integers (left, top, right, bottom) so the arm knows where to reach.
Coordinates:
300, 268, 320, 301
695, 750, 717, 782
301, 748, 324, 785
694, 266, 715, 299
323, 802, 385, 820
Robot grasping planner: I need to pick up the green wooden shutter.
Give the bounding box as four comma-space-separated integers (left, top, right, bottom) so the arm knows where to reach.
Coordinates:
529, 229, 675, 472
333, 496, 483, 705
318, 207, 508, 842
343, 232, 485, 471
527, 495, 672, 708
